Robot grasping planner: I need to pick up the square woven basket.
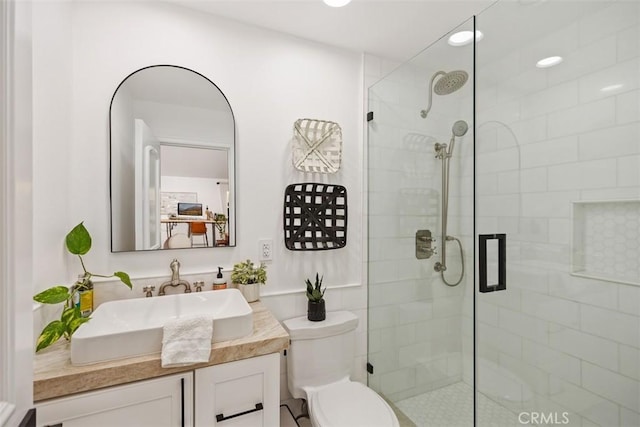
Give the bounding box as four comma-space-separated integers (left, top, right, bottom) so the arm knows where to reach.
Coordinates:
292, 118, 342, 174
283, 183, 347, 251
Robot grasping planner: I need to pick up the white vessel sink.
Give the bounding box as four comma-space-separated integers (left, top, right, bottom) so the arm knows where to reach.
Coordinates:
70, 288, 253, 365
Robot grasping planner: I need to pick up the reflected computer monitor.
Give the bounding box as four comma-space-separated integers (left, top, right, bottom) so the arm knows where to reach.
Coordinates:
177, 202, 202, 216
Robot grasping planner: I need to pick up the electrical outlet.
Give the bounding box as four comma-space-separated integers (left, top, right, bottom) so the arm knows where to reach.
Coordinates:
259, 239, 273, 261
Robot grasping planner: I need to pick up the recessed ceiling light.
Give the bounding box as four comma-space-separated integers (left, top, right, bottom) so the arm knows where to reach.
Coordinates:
536, 56, 563, 68
448, 30, 484, 47
600, 83, 623, 93
519, 0, 547, 5
323, 0, 351, 7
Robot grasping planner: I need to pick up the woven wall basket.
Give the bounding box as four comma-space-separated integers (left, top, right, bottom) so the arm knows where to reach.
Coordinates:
292, 118, 342, 174
283, 183, 347, 251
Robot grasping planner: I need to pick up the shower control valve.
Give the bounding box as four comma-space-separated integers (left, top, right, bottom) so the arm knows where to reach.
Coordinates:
434, 142, 448, 159
416, 229, 436, 260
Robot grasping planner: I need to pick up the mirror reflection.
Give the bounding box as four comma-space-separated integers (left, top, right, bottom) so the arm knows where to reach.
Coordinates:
110, 65, 235, 252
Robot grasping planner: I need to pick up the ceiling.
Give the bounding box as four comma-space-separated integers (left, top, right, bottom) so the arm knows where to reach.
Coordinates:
165, 0, 497, 62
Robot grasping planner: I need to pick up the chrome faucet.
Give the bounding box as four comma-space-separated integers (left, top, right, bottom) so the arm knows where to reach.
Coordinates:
158, 259, 192, 295
143, 285, 155, 297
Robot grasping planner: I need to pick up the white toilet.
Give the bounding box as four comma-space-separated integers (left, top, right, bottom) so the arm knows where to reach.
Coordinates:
283, 311, 399, 427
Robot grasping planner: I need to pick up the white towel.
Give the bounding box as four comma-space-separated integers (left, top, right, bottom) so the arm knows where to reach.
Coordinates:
161, 315, 213, 368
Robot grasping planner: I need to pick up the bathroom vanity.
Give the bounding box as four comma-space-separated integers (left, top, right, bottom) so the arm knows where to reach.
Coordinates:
33, 302, 288, 427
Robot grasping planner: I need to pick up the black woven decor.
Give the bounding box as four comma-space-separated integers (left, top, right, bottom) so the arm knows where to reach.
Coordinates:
283, 183, 347, 251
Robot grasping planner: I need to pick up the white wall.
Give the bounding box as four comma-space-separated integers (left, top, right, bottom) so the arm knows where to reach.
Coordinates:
32, 1, 74, 294
67, 0, 363, 290
32, 0, 366, 399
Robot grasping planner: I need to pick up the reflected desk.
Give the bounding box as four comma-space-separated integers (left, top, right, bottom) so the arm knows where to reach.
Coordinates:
161, 218, 228, 247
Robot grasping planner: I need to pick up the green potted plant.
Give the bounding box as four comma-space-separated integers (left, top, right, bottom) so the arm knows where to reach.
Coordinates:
32, 222, 132, 352
306, 273, 326, 321
213, 213, 228, 246
231, 259, 267, 302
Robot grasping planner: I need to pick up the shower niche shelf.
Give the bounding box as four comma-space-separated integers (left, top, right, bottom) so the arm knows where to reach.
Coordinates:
571, 199, 640, 286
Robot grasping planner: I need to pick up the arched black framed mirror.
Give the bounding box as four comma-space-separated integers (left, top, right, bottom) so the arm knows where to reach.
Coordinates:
110, 65, 235, 252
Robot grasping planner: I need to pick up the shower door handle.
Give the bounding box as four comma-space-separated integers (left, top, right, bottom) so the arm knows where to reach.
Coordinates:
479, 234, 506, 293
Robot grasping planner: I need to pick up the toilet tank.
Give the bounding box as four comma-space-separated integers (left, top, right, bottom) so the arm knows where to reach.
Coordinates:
283, 311, 359, 399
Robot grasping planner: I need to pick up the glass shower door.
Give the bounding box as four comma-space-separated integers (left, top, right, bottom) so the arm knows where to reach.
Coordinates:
368, 1, 640, 425
367, 17, 476, 426
475, 1, 640, 426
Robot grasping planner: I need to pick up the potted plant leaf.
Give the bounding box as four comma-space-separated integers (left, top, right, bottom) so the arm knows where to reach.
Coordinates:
306, 273, 326, 321
33, 222, 132, 352
231, 259, 267, 302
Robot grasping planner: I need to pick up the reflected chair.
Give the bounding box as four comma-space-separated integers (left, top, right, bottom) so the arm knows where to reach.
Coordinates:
189, 222, 209, 247
164, 234, 191, 249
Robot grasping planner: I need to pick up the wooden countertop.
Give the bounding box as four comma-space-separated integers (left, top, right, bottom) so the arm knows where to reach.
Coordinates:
34, 301, 289, 402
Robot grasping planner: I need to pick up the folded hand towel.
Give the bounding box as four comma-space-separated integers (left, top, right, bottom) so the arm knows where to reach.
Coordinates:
161, 315, 213, 368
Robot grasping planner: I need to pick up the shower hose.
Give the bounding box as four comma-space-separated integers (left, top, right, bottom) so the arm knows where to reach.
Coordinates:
441, 236, 465, 287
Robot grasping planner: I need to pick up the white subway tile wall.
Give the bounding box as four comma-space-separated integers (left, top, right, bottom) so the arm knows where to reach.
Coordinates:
475, 1, 640, 425
366, 17, 475, 404
366, 2, 639, 425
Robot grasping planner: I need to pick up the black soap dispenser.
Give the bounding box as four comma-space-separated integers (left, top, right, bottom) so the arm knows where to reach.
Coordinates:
213, 267, 227, 290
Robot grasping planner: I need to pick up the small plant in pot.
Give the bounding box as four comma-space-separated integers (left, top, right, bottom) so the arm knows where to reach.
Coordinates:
213, 213, 228, 246
306, 273, 326, 322
231, 259, 267, 302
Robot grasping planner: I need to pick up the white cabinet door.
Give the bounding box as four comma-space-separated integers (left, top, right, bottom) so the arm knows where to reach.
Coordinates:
195, 353, 279, 427
36, 372, 193, 427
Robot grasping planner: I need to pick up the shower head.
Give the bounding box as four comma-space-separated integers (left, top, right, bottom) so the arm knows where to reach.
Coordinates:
452, 120, 469, 137
420, 70, 469, 118
434, 71, 469, 96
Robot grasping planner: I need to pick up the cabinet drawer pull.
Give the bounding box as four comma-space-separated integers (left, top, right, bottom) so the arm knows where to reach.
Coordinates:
216, 403, 263, 422
180, 377, 185, 427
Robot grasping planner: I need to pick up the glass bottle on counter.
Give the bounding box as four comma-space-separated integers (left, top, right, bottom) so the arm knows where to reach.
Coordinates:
72, 274, 94, 318
212, 266, 227, 290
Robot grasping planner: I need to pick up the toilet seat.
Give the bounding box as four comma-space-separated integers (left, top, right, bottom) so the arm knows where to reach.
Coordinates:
309, 381, 399, 427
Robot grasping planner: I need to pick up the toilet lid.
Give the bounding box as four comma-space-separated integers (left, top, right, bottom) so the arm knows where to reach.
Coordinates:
310, 382, 399, 427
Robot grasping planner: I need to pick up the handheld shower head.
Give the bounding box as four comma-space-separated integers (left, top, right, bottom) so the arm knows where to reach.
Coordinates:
447, 120, 468, 155
452, 120, 469, 137
420, 70, 469, 118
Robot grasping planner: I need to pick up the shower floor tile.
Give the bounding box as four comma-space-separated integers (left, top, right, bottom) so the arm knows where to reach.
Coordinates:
396, 382, 518, 427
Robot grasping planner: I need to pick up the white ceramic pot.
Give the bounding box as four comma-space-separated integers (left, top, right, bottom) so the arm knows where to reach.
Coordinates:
238, 283, 261, 302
